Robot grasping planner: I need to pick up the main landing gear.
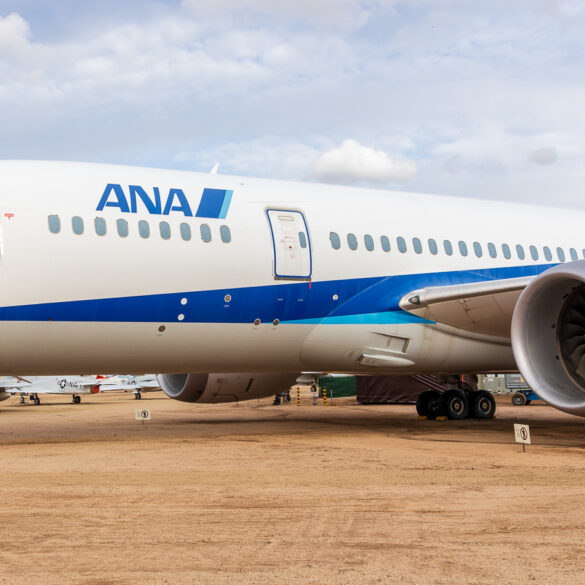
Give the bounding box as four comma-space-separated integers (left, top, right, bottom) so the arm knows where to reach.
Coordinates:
72, 395, 81, 404
416, 388, 496, 420
134, 391, 142, 400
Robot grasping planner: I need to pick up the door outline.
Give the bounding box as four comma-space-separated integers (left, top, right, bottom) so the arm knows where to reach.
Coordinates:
266, 208, 312, 280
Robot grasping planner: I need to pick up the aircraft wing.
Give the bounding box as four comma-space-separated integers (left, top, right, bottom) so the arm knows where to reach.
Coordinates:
399, 276, 533, 338
98, 383, 145, 391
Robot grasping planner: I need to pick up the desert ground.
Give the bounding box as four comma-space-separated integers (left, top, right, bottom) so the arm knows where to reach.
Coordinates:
1, 389, 584, 585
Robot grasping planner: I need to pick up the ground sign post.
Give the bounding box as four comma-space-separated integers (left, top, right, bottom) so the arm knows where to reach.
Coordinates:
135, 409, 151, 423
514, 423, 531, 452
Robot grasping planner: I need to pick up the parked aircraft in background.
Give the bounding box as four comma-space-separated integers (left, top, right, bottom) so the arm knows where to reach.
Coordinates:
1, 160, 585, 418
0, 374, 161, 404
97, 374, 160, 399
1, 376, 101, 404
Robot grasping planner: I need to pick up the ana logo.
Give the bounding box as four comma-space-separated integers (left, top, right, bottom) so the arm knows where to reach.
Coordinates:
96, 184, 233, 219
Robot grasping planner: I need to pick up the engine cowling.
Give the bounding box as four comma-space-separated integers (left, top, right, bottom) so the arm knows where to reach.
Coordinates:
157, 372, 299, 403
512, 261, 585, 416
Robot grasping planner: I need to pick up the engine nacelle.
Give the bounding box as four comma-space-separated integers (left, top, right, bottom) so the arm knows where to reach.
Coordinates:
512, 261, 585, 416
157, 372, 299, 403
0, 390, 10, 402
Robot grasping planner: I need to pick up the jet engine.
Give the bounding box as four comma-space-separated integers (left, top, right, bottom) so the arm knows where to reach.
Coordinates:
512, 260, 585, 416
157, 372, 299, 403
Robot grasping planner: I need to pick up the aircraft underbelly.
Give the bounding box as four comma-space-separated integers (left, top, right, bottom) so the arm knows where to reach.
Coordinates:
0, 319, 517, 376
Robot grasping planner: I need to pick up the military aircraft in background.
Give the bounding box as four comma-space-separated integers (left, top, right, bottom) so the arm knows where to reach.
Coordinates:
96, 374, 160, 400
0, 374, 160, 405
1, 376, 101, 405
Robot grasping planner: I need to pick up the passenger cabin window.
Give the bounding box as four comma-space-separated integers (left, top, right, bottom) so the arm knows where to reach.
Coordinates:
502, 244, 511, 259
180, 223, 192, 241
557, 247, 565, 262
428, 239, 438, 255
160, 221, 171, 240
380, 236, 390, 252
473, 242, 482, 258
220, 225, 232, 244
443, 240, 453, 256
487, 243, 497, 258
117, 218, 128, 238
330, 232, 341, 250
200, 224, 212, 243
364, 234, 374, 251
529, 245, 538, 261
458, 241, 468, 257
516, 245, 525, 260
397, 237, 407, 253
94, 217, 106, 236
570, 248, 578, 261
48, 215, 60, 234
72, 216, 84, 235
138, 220, 150, 239
347, 233, 358, 250
413, 238, 422, 254
543, 246, 552, 261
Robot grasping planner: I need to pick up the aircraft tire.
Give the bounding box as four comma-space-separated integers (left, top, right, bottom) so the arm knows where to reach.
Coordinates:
512, 392, 527, 406
440, 390, 469, 420
135, 392, 142, 400
470, 390, 496, 419
416, 390, 442, 419
33, 397, 40, 406
416, 391, 430, 416
74, 396, 81, 404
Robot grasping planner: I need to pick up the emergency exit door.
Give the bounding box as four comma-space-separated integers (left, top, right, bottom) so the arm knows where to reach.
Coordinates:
266, 209, 312, 280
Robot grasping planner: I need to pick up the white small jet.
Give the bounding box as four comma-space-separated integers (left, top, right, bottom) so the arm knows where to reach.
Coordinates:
96, 374, 160, 400
1, 376, 101, 405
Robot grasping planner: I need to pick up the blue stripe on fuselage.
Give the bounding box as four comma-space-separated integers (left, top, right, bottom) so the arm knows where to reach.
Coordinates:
0, 263, 555, 324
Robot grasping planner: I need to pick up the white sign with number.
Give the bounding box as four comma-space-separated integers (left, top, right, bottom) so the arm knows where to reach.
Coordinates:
514, 423, 531, 444
135, 408, 151, 421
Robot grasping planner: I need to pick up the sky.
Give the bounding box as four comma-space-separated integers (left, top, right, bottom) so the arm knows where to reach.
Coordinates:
1, 0, 585, 207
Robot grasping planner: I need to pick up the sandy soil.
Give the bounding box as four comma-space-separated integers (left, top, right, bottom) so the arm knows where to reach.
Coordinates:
1, 390, 585, 585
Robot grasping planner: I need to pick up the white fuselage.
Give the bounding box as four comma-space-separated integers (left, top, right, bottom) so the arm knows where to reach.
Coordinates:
0, 160, 580, 376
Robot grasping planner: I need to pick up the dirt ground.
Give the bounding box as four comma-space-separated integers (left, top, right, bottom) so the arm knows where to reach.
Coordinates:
1, 390, 585, 585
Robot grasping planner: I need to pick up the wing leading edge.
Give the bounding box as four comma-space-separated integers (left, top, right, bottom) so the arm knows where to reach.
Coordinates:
399, 276, 533, 338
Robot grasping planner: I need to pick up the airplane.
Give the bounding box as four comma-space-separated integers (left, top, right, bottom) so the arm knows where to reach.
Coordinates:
0, 376, 101, 405
0, 159, 584, 419
97, 374, 160, 399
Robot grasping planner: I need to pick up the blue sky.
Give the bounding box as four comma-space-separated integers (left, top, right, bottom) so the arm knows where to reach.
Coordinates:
1, 0, 585, 207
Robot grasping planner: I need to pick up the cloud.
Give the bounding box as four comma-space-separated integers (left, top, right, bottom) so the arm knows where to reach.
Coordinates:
529, 146, 558, 165
311, 139, 417, 184
181, 0, 397, 31
0, 13, 32, 59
